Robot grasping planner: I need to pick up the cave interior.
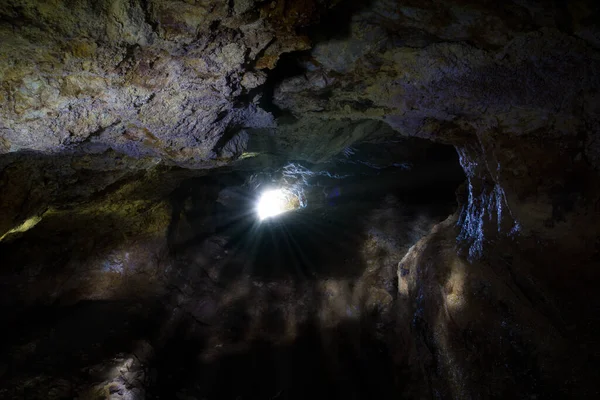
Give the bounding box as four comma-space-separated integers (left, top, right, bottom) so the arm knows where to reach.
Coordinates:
0, 1, 599, 399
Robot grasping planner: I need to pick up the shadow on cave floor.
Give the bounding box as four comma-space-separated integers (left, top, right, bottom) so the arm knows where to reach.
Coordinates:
0, 300, 162, 395
149, 314, 408, 400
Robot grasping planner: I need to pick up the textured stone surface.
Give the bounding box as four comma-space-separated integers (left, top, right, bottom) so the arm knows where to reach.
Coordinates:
0, 0, 339, 165
398, 214, 597, 398
1, 0, 600, 398
269, 1, 600, 297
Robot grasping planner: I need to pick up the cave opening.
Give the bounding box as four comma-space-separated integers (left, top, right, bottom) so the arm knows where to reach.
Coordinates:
149, 138, 466, 399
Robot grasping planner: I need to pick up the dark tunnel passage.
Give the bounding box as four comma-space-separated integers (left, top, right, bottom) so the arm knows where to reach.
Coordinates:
136, 140, 465, 399
166, 140, 464, 282
0, 139, 465, 399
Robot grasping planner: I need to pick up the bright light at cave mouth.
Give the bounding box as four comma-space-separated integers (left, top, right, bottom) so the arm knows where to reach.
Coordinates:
257, 189, 292, 220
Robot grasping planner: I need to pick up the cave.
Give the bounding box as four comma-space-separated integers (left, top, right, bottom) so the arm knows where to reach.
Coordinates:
1, 1, 599, 399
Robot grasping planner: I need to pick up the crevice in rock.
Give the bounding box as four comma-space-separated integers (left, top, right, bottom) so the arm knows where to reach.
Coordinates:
140, 0, 159, 35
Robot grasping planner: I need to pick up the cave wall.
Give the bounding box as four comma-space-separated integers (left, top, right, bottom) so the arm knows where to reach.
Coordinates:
272, 5, 600, 395
1, 0, 600, 398
0, 0, 352, 164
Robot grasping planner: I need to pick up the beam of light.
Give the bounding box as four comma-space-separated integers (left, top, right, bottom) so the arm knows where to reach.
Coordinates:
256, 188, 300, 220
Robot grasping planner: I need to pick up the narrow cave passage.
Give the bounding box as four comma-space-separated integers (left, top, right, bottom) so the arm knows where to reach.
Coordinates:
0, 139, 465, 399
146, 140, 465, 399
167, 139, 464, 281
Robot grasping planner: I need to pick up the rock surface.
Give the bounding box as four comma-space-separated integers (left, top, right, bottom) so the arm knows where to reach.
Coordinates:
398, 214, 597, 398
0, 0, 340, 164
1, 0, 600, 398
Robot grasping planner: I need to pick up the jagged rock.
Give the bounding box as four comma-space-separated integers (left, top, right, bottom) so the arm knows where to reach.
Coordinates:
0, 0, 339, 165
1, 0, 599, 398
